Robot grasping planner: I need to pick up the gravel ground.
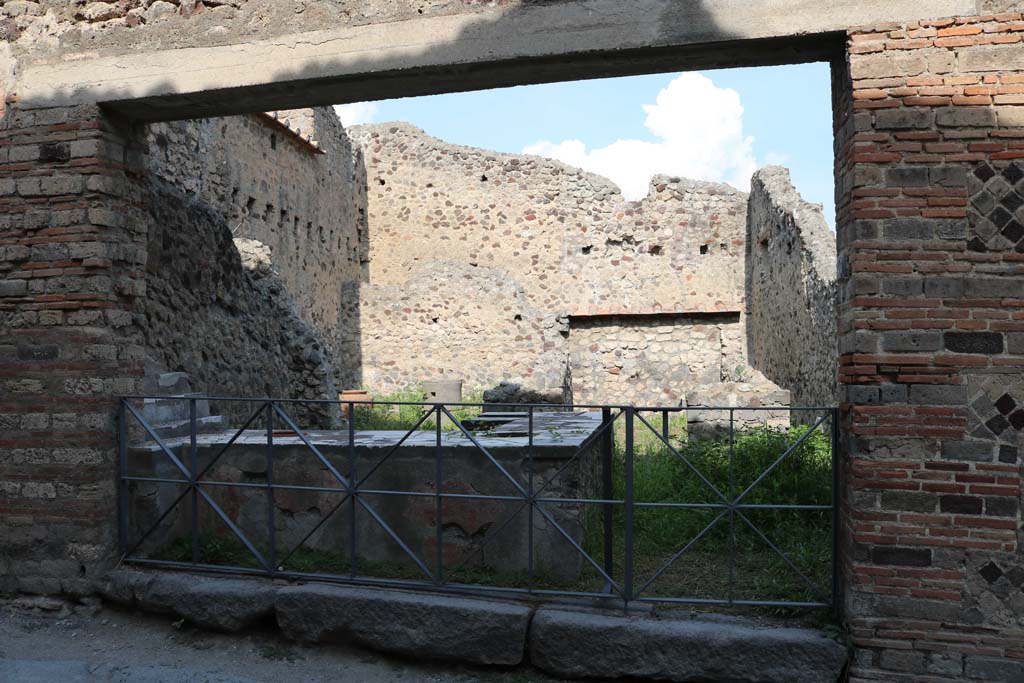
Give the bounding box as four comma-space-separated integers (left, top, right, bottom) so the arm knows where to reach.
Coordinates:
0, 596, 573, 683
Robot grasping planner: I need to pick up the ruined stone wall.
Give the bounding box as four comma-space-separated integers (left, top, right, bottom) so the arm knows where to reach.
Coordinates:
138, 180, 340, 426
143, 107, 367, 376
347, 122, 750, 405
746, 166, 838, 411
568, 314, 742, 406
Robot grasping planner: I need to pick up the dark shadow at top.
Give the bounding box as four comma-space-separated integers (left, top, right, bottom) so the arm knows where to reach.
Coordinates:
15, 0, 847, 123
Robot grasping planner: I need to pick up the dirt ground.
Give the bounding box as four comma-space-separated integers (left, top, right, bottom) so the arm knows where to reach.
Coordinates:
0, 596, 574, 683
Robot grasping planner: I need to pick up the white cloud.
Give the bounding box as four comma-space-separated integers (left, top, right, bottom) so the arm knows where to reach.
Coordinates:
522, 73, 758, 200
334, 102, 379, 127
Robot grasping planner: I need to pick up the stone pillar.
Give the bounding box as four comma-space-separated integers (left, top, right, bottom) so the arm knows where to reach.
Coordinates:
0, 102, 144, 595
835, 12, 1024, 682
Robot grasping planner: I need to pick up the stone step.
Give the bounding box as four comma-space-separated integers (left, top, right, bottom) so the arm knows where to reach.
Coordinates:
141, 394, 211, 425
151, 415, 226, 440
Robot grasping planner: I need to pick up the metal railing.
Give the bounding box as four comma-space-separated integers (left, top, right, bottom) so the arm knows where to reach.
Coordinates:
117, 396, 839, 610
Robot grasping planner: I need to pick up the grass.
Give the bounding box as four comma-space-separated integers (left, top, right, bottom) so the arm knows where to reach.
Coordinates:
149, 415, 834, 615
350, 386, 486, 432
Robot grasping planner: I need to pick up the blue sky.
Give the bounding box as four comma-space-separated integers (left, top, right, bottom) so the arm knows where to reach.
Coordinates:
336, 62, 835, 226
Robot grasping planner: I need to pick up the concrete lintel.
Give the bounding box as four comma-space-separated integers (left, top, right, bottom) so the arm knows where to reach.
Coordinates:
14, 0, 974, 121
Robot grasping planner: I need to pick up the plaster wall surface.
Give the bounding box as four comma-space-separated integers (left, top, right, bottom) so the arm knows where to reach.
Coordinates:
347, 122, 755, 404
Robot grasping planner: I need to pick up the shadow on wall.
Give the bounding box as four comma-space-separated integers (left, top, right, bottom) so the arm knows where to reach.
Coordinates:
134, 108, 370, 426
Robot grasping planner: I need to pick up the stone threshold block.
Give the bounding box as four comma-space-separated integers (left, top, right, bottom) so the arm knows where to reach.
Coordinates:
529, 607, 848, 683
102, 570, 531, 666
275, 583, 531, 666
100, 570, 847, 680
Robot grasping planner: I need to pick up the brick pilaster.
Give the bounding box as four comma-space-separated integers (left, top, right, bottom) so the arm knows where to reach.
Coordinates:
0, 103, 144, 595
835, 12, 1024, 682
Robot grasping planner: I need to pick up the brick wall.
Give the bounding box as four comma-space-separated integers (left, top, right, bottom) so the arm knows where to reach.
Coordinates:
0, 103, 142, 594
835, 12, 1024, 681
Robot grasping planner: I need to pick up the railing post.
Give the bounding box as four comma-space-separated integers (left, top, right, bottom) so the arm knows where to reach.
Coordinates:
117, 399, 128, 556
348, 401, 357, 578
266, 401, 276, 575
728, 407, 735, 605
528, 405, 535, 592
662, 409, 669, 444
435, 404, 444, 585
623, 406, 634, 604
831, 407, 841, 613
190, 398, 199, 565
601, 407, 614, 583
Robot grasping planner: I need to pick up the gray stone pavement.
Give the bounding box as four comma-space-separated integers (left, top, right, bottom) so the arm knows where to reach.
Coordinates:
0, 597, 569, 683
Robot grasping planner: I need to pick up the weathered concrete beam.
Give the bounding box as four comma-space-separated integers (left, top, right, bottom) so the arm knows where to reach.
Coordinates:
14, 0, 974, 121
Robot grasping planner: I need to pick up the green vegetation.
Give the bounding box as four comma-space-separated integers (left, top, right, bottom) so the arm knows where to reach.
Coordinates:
605, 422, 834, 608
151, 411, 833, 614
350, 386, 486, 432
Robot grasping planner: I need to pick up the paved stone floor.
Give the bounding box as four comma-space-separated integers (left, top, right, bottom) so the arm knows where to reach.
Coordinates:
0, 597, 572, 683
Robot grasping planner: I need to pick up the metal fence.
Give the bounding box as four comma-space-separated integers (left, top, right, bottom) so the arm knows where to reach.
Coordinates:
117, 397, 839, 610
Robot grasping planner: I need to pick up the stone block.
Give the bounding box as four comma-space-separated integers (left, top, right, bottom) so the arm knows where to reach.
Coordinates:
965, 656, 1024, 680
880, 330, 941, 352
9, 145, 40, 163
1008, 333, 1024, 356
944, 332, 1003, 354
984, 496, 1018, 517
964, 277, 1020, 299
959, 44, 1024, 73
884, 167, 930, 186
927, 652, 963, 677
909, 384, 967, 406
936, 107, 998, 128
940, 495, 983, 515
875, 108, 935, 130
941, 440, 994, 463
880, 649, 926, 674
871, 546, 932, 567
847, 385, 880, 404
995, 105, 1024, 128
529, 609, 847, 683
930, 166, 967, 187
881, 277, 923, 297
924, 277, 964, 298
39, 175, 85, 196
98, 570, 155, 606
0, 280, 28, 297
142, 573, 276, 632
880, 384, 908, 403
884, 217, 965, 241
881, 491, 936, 513
276, 584, 531, 665
16, 177, 41, 196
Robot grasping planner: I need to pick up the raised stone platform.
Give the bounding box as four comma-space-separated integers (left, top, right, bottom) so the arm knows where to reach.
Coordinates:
125, 412, 604, 578
100, 570, 848, 682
